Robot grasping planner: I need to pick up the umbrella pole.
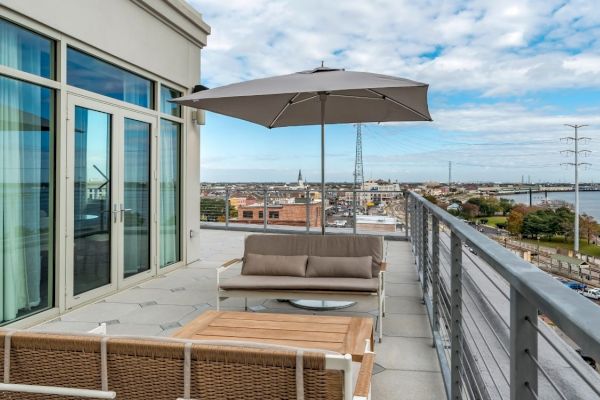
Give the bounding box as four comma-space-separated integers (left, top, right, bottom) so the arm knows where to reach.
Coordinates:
319, 93, 327, 235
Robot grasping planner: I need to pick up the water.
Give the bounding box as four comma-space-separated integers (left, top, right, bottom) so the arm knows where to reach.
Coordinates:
500, 191, 600, 221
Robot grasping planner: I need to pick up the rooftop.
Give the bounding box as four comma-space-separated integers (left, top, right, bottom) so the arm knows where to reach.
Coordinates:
31, 229, 445, 400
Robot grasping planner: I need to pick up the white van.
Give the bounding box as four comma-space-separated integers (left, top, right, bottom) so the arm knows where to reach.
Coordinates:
579, 287, 600, 300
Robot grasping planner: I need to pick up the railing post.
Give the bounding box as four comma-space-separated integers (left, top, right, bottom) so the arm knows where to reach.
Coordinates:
225, 187, 230, 228
510, 287, 538, 400
305, 188, 310, 233
431, 215, 440, 347
415, 203, 421, 270
421, 206, 429, 296
404, 191, 409, 239
263, 188, 268, 232
450, 231, 462, 400
353, 187, 357, 234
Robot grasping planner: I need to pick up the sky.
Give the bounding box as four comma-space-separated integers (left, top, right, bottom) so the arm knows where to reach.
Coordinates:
188, 0, 600, 184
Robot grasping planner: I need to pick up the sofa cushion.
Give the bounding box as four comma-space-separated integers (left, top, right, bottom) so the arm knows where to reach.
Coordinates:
219, 275, 379, 292
244, 234, 384, 277
242, 253, 307, 277
306, 256, 373, 279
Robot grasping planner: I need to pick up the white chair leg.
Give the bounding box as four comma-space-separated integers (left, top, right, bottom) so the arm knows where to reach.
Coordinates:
378, 293, 383, 343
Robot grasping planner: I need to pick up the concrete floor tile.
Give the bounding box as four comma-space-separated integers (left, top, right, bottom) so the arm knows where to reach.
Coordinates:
60, 302, 141, 323
382, 296, 426, 315
106, 323, 163, 336
372, 370, 446, 400
386, 283, 423, 297
119, 304, 195, 325
30, 321, 100, 333
385, 271, 420, 284
382, 314, 432, 339
375, 337, 440, 372
104, 288, 170, 304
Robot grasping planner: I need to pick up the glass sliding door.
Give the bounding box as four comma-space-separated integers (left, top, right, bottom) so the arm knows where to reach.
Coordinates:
73, 106, 112, 295
123, 118, 151, 278
0, 75, 54, 324
159, 119, 180, 268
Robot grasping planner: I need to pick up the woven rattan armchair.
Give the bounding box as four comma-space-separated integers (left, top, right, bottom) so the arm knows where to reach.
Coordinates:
0, 330, 374, 400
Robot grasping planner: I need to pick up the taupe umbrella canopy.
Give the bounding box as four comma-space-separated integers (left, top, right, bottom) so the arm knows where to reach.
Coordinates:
173, 66, 432, 233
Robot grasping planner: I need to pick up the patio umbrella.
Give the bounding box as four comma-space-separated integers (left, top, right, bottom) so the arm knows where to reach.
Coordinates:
173, 65, 432, 234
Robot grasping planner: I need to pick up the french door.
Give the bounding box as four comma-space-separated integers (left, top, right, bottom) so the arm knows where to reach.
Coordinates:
66, 95, 157, 308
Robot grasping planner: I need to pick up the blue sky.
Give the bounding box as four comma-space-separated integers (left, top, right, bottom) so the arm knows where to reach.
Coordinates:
189, 0, 600, 183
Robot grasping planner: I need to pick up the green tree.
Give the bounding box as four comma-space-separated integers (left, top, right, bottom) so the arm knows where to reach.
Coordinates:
466, 197, 500, 217
507, 210, 524, 235
423, 194, 437, 204
200, 198, 237, 222
498, 198, 515, 215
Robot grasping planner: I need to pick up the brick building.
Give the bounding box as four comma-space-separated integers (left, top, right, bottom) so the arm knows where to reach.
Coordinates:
236, 203, 322, 227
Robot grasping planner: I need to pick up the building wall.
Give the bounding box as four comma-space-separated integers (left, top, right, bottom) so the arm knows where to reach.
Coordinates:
237, 204, 322, 227
0, 0, 209, 326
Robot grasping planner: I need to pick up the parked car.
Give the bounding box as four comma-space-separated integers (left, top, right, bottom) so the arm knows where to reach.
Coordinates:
578, 287, 600, 300
563, 281, 586, 291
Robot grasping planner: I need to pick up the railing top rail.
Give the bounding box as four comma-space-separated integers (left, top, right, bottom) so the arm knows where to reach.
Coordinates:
409, 191, 600, 361
202, 188, 405, 194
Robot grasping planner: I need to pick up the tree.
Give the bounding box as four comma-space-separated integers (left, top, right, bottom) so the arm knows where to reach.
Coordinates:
423, 194, 438, 204
580, 214, 600, 244
461, 203, 480, 219
200, 198, 237, 222
507, 210, 524, 235
498, 198, 515, 215
466, 197, 500, 217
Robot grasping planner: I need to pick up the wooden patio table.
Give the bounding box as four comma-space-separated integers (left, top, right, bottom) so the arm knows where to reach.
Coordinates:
173, 310, 374, 362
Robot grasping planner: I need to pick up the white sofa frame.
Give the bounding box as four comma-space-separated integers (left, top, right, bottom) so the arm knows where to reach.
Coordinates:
216, 258, 387, 342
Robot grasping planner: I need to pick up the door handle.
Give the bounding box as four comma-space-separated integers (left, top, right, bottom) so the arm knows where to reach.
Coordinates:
120, 203, 133, 222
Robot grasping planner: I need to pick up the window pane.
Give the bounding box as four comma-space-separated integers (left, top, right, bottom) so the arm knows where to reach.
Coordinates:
73, 107, 111, 295
160, 119, 180, 267
124, 118, 151, 277
67, 47, 154, 108
0, 18, 54, 79
160, 85, 181, 117
0, 75, 54, 324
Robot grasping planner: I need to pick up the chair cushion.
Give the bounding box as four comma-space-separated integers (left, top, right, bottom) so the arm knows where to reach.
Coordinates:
244, 234, 384, 277
242, 253, 307, 277
306, 256, 372, 279
219, 275, 379, 292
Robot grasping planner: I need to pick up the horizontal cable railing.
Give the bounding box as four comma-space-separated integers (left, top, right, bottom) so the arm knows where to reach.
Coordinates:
408, 191, 600, 400
200, 186, 407, 239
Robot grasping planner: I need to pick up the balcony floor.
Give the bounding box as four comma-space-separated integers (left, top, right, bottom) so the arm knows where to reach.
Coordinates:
32, 229, 446, 400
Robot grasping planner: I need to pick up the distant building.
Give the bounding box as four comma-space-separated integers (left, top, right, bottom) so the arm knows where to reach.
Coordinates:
236, 203, 322, 227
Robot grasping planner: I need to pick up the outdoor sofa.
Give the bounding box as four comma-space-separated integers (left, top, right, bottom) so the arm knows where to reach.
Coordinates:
217, 234, 387, 341
0, 329, 374, 400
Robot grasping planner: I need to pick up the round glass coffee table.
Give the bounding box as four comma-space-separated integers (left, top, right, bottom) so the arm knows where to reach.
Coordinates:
289, 300, 356, 310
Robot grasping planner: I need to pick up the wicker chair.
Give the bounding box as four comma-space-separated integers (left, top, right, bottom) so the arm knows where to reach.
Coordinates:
0, 330, 374, 400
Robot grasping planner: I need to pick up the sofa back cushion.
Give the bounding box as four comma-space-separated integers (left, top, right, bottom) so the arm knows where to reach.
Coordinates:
244, 234, 384, 277
242, 253, 307, 277
306, 256, 373, 279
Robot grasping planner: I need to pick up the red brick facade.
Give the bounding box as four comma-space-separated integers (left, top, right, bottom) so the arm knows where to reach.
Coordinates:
236, 203, 322, 227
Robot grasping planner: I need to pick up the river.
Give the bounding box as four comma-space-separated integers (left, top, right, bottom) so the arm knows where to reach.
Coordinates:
500, 191, 600, 221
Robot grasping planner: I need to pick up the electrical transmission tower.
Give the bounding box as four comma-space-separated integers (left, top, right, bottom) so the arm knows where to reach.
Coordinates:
561, 124, 591, 253
354, 123, 364, 190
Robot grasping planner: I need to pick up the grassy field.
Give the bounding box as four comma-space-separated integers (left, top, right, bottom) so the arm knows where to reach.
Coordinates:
522, 237, 600, 257
476, 216, 507, 227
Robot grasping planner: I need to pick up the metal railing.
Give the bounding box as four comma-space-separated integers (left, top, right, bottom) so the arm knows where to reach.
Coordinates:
407, 192, 600, 400
200, 186, 407, 239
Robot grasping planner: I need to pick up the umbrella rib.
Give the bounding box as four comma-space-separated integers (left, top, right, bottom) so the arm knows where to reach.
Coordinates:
367, 89, 432, 121
328, 94, 383, 100
289, 94, 318, 105
268, 93, 300, 128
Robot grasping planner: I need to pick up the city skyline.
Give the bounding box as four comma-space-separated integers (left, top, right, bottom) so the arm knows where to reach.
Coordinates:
191, 0, 600, 182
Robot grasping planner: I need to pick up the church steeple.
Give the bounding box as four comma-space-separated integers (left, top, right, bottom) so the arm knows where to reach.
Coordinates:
298, 169, 303, 182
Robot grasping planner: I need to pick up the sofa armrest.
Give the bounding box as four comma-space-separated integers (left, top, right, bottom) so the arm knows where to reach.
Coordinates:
353, 351, 375, 399
217, 258, 243, 274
